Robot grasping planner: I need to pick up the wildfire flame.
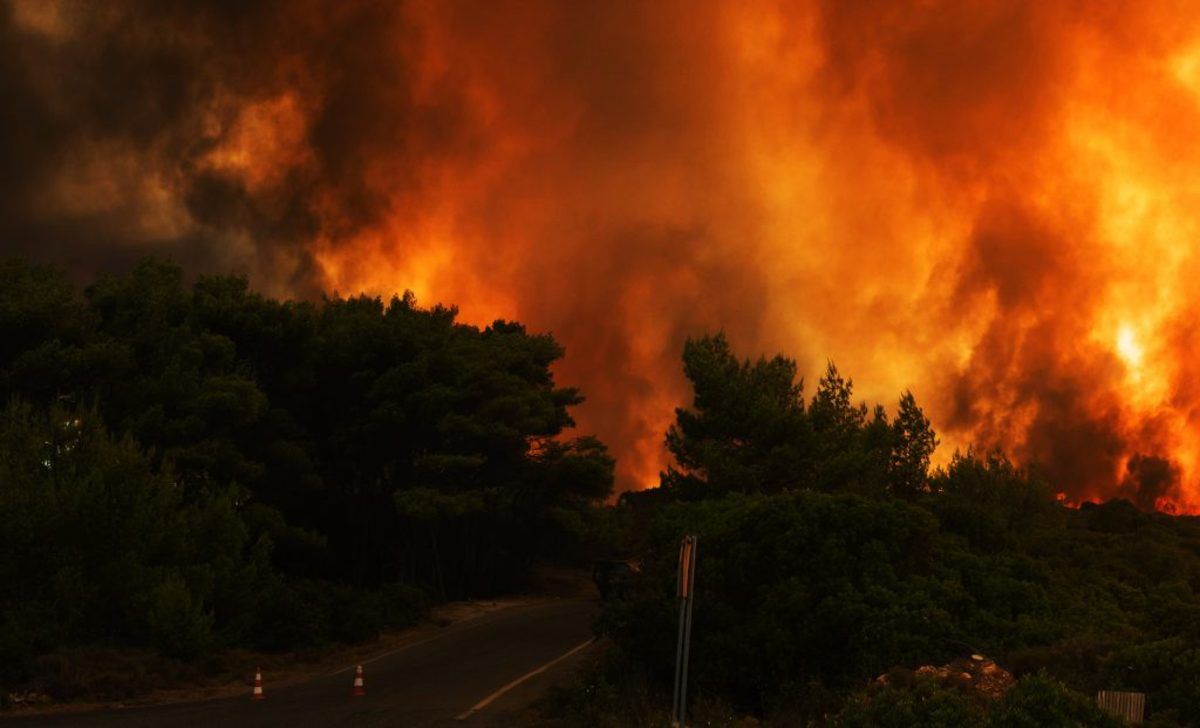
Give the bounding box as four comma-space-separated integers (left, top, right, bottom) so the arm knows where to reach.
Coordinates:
4, 0, 1200, 508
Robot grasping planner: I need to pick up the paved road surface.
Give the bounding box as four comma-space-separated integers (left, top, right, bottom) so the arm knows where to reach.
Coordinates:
7, 599, 596, 727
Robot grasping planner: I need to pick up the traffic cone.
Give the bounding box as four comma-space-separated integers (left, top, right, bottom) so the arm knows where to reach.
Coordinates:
351, 664, 366, 697
252, 667, 265, 701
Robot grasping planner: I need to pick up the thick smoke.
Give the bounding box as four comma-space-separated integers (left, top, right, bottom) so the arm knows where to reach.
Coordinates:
3, 0, 1200, 503
1118, 454, 1181, 513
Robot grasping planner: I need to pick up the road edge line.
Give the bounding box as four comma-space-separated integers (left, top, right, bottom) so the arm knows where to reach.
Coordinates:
455, 638, 595, 721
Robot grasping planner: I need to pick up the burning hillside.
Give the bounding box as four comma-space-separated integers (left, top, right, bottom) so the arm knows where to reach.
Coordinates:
2, 0, 1199, 507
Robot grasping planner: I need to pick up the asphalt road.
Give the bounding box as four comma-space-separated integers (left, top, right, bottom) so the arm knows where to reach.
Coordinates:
7, 599, 597, 727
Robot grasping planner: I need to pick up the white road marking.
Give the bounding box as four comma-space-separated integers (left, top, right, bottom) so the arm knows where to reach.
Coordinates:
455, 638, 595, 721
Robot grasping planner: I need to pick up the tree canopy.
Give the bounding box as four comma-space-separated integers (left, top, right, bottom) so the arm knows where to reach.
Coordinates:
662, 332, 938, 498
0, 256, 613, 692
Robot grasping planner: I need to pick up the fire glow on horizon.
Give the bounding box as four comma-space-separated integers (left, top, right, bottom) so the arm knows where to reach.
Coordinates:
5, 0, 1200, 509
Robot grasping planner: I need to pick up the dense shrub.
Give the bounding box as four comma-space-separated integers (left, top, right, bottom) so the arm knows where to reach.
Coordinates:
834, 677, 983, 727
597, 477, 1200, 725
833, 673, 1125, 728
987, 673, 1125, 728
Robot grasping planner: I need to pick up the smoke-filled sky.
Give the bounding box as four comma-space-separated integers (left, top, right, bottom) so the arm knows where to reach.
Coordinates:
4, 0, 1200, 508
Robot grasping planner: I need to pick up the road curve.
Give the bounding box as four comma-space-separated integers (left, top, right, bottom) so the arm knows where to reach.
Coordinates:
6, 598, 597, 727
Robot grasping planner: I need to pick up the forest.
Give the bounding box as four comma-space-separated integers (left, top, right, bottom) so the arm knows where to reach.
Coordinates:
6, 258, 1200, 726
0, 257, 613, 699
543, 334, 1200, 727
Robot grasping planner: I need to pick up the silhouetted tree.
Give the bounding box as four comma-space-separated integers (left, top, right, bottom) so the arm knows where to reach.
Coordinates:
889, 391, 938, 498
0, 256, 613, 673
662, 334, 937, 498
662, 333, 808, 496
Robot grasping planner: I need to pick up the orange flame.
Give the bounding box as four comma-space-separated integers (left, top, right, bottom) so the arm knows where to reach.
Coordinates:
8, 1, 1200, 508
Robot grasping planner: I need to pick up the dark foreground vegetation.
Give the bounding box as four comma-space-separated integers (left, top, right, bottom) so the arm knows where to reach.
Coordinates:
541, 334, 1200, 727
0, 258, 613, 704
6, 257, 1197, 725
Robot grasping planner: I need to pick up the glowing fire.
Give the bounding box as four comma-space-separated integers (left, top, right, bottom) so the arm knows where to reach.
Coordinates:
8, 1, 1200, 508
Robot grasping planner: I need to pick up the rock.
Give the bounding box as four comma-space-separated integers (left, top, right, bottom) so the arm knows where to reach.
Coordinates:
888, 654, 1015, 700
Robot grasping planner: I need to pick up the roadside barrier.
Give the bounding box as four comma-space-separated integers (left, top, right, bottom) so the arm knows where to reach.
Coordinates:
352, 664, 366, 697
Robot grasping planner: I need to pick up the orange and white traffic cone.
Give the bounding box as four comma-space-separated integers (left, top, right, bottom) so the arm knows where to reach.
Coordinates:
351, 664, 366, 697
252, 667, 265, 701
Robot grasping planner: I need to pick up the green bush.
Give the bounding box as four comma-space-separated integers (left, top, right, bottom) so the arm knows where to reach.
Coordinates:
834, 677, 983, 727
144, 575, 214, 658
249, 578, 429, 651
597, 480, 1200, 725
32, 648, 165, 702
539, 650, 668, 728
253, 580, 329, 651
604, 491, 956, 710
0, 401, 244, 668
1103, 638, 1200, 721
832, 673, 1125, 728
988, 673, 1125, 728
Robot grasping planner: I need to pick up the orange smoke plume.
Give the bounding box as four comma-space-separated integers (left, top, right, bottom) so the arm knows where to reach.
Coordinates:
3, 1, 1200, 507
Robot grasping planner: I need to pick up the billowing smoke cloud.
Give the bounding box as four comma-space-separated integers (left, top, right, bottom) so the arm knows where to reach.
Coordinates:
3, 0, 1200, 505
1118, 454, 1181, 513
